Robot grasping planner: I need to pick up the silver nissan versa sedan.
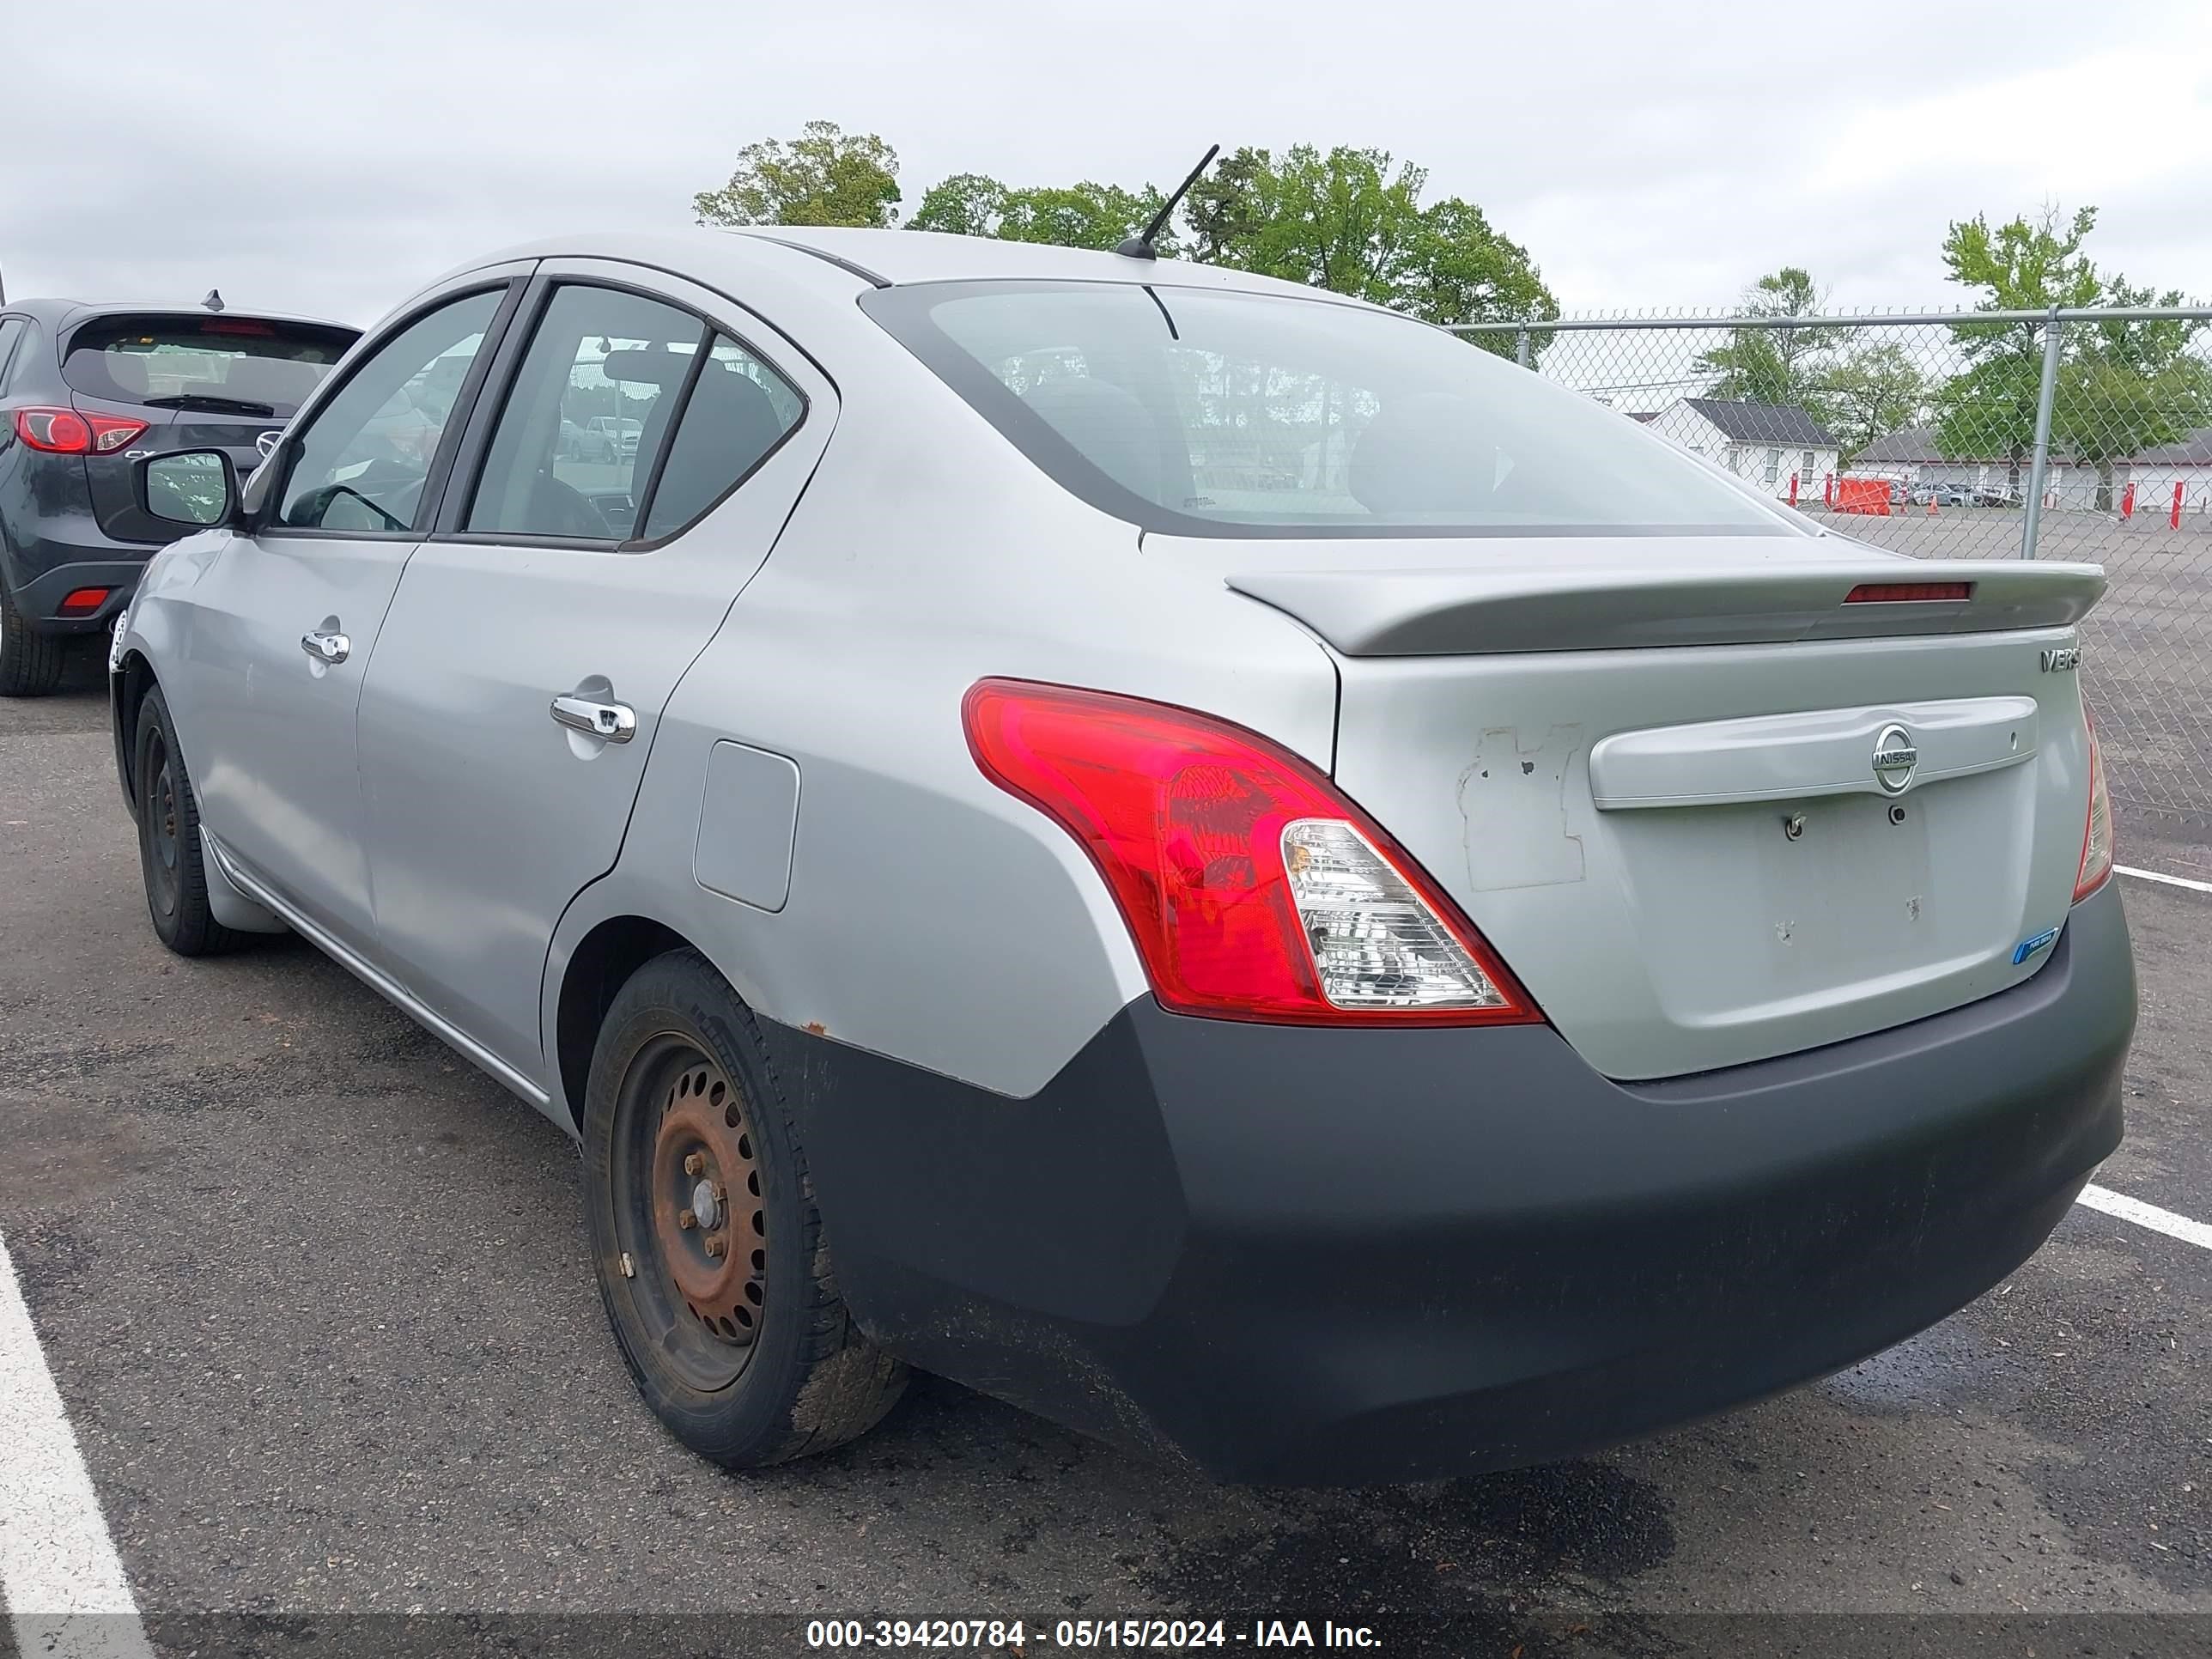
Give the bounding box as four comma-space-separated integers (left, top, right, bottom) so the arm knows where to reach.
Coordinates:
109, 228, 2135, 1485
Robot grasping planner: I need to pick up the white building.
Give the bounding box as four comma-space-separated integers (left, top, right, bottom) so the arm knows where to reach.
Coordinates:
1641, 398, 1841, 501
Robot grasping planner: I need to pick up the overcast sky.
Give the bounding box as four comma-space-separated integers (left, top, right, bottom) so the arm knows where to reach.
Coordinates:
6, 0, 2209, 330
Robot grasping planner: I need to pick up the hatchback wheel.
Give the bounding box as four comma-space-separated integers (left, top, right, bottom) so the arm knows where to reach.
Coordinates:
0, 583, 67, 697
583, 949, 905, 1468
132, 686, 242, 956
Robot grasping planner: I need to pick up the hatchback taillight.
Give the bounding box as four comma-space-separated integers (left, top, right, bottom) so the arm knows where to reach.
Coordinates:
963, 679, 1539, 1026
13, 407, 148, 455
2074, 704, 2114, 902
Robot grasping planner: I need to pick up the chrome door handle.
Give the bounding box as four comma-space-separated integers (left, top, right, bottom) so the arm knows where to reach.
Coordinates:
301, 629, 350, 665
550, 693, 636, 743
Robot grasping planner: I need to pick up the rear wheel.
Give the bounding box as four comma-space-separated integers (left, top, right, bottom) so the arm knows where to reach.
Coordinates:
583, 949, 905, 1468
0, 583, 66, 697
132, 687, 243, 956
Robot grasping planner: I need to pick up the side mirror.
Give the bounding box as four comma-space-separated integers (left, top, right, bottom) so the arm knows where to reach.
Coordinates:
138, 450, 240, 529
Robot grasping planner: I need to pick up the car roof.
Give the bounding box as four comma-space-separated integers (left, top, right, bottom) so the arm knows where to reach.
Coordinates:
462, 226, 1371, 309
742, 226, 1334, 298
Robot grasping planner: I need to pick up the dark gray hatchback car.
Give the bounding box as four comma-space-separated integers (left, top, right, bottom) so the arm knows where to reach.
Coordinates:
0, 298, 356, 694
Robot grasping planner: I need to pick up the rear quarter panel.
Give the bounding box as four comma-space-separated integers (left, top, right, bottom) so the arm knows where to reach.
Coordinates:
549, 323, 1341, 1110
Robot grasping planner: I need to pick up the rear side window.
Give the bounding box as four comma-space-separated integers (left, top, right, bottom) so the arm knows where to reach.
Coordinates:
862, 281, 1785, 540
638, 337, 800, 540
466, 285, 801, 544
467, 284, 705, 540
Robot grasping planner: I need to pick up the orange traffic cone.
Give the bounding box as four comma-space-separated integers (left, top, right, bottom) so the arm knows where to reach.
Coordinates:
1926, 487, 1937, 516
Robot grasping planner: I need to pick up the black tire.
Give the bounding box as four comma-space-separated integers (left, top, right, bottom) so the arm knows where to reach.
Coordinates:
132, 686, 244, 957
583, 948, 905, 1468
0, 581, 67, 697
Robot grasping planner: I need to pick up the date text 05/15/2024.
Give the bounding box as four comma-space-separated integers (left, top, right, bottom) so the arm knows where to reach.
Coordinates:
805, 1619, 1382, 1650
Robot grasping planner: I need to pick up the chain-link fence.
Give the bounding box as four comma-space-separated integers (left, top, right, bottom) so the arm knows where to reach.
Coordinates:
1457, 307, 2212, 835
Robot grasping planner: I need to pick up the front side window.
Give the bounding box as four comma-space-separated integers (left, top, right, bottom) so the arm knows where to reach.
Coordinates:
862, 282, 1786, 539
1764, 447, 1782, 483
277, 289, 503, 532
64, 313, 354, 417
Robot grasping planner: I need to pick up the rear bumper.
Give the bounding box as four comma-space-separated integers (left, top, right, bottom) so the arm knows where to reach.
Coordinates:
3, 527, 149, 632
770, 882, 2135, 1485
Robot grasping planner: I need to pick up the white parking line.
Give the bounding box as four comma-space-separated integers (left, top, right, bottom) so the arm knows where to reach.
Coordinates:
2118, 864, 2212, 895
0, 1232, 153, 1659
2078, 1183, 2212, 1251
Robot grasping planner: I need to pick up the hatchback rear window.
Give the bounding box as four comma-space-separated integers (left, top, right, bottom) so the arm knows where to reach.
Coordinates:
63, 313, 356, 418
862, 281, 1786, 539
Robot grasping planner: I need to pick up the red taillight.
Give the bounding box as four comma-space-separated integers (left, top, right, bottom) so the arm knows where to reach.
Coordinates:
15, 407, 93, 453
1844, 581, 1974, 603
962, 678, 1538, 1026
11, 408, 146, 455
2074, 704, 2114, 902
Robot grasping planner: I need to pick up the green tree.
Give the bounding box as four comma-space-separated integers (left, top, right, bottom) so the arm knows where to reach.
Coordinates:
1214, 144, 1427, 301
908, 173, 1007, 238
1393, 198, 1559, 359
1181, 145, 1273, 264
693, 121, 901, 228
910, 174, 1170, 252
2054, 276, 2212, 509
1696, 268, 1848, 409
1815, 341, 1929, 461
1000, 182, 1165, 252
1932, 205, 2103, 499
1182, 144, 1557, 356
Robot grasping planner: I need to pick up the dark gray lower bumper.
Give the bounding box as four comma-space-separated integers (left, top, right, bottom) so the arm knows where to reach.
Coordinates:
770, 882, 2136, 1485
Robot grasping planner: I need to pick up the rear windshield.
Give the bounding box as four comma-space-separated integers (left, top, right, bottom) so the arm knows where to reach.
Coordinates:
862, 281, 1786, 539
62, 313, 357, 417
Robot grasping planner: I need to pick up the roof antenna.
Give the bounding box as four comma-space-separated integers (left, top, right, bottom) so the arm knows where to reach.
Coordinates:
1115, 143, 1220, 262
202, 289, 225, 313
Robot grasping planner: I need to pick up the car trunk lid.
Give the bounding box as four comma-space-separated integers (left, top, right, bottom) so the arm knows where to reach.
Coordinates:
1199, 536, 2104, 1080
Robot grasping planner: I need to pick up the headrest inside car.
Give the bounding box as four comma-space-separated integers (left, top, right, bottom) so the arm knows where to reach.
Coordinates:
599, 349, 694, 386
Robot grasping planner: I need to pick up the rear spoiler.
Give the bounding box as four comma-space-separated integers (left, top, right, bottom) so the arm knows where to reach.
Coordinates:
1224, 560, 2106, 656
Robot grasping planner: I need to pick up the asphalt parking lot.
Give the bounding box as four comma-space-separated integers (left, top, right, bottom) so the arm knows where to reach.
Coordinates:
3, 654, 2208, 1658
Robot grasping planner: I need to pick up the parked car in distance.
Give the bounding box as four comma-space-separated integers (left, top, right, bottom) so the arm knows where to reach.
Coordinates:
109, 230, 2134, 1486
585, 414, 641, 458
559, 417, 616, 463
1911, 483, 1969, 507
0, 299, 358, 694
1973, 485, 2021, 507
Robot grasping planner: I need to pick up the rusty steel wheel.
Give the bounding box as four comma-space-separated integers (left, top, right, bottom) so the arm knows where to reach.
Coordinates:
585, 948, 908, 1467
607, 1033, 770, 1394
649, 1054, 769, 1347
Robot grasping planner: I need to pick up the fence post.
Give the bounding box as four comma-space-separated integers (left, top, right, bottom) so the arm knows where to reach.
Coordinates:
2021, 307, 2064, 559
1515, 327, 1531, 369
